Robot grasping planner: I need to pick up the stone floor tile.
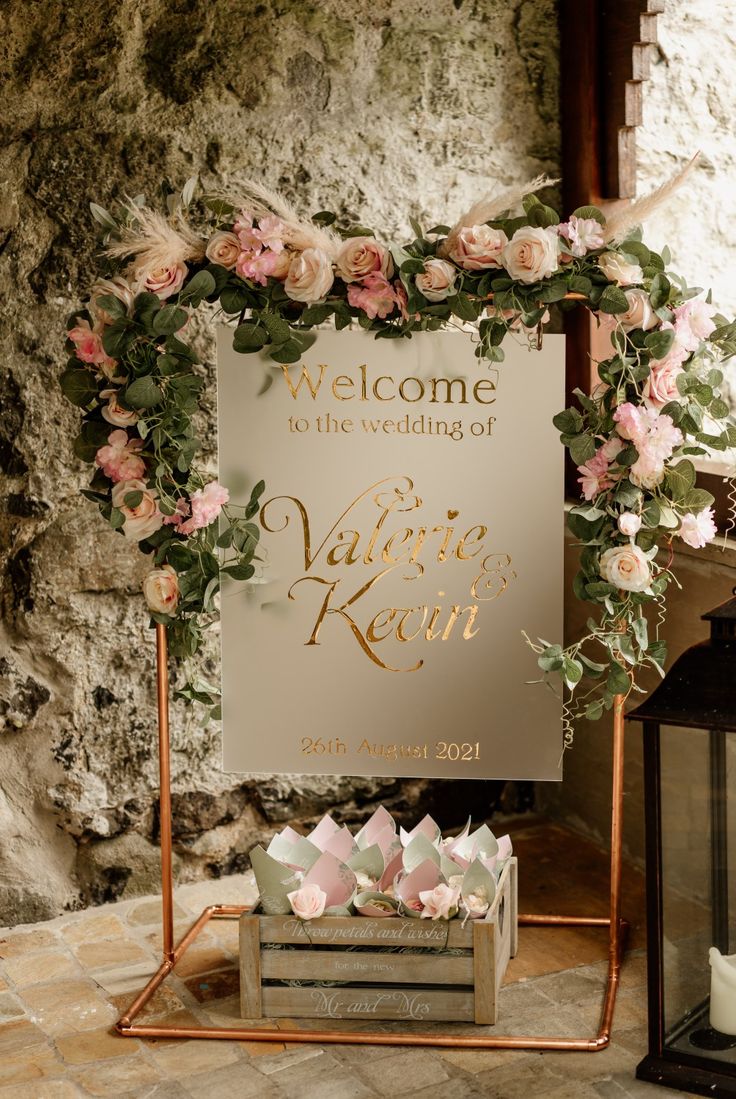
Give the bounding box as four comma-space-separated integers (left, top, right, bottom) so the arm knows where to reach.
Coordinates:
71, 1054, 165, 1098
109, 983, 186, 1022
22, 978, 116, 1037
0, 1018, 54, 1054
149, 1037, 242, 1076
0, 1081, 85, 1099
249, 1044, 330, 1076
0, 992, 25, 1019
90, 959, 160, 996
184, 967, 239, 1004
408, 1075, 488, 1099
145, 923, 212, 951
54, 1026, 141, 1064
126, 900, 189, 927
181, 1061, 284, 1099
173, 873, 257, 914
528, 965, 606, 1006
474, 1058, 569, 1098
2, 950, 80, 989
60, 914, 128, 946
210, 919, 240, 950
277, 1064, 380, 1099
73, 939, 150, 972
172, 943, 234, 978
358, 1048, 451, 1091
436, 1048, 540, 1074
0, 929, 59, 958
0, 1046, 64, 1088
240, 1038, 286, 1056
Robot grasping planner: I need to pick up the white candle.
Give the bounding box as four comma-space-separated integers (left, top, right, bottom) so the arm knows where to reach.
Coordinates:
709, 947, 736, 1034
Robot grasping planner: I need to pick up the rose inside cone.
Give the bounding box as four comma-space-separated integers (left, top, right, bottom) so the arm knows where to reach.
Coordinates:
250, 807, 512, 922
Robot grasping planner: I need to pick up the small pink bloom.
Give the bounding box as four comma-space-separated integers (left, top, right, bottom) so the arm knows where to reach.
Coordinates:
162, 497, 191, 527
255, 215, 287, 253
178, 481, 229, 535
679, 507, 717, 549
287, 883, 327, 920
347, 272, 399, 320
673, 299, 717, 352
618, 512, 642, 537
67, 318, 117, 374
558, 215, 605, 257
95, 430, 145, 482
419, 883, 461, 920
577, 450, 614, 501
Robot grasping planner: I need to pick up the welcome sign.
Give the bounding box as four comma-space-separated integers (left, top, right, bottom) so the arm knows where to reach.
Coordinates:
218, 329, 564, 780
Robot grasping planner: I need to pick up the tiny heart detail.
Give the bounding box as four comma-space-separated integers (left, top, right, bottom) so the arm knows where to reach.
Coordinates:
447, 509, 459, 519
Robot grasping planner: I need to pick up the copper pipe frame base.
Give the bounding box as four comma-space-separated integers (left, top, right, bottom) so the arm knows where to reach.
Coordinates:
115, 906, 629, 1050
116, 626, 628, 1051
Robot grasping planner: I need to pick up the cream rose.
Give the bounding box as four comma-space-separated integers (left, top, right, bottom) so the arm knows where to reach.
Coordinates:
501, 226, 559, 284
100, 388, 138, 428
285, 248, 334, 303
336, 236, 394, 283
136, 262, 188, 300
89, 276, 136, 323
617, 512, 642, 537
447, 225, 508, 270
617, 289, 657, 332
143, 565, 180, 615
598, 251, 643, 286
287, 883, 327, 920
415, 258, 457, 302
419, 883, 460, 920
600, 544, 651, 592
205, 231, 241, 270
111, 479, 163, 542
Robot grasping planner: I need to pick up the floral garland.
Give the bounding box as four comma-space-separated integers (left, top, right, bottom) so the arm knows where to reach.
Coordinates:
60, 172, 736, 726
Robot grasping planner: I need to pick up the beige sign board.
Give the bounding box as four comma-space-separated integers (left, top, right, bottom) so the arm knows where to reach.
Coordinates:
217, 328, 564, 780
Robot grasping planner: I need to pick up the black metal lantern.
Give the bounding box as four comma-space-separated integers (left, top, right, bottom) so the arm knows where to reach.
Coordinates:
630, 594, 736, 1097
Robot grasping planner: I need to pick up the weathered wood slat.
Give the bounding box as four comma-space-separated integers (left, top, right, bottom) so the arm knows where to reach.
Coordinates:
472, 921, 496, 1024
257, 914, 474, 949
261, 948, 473, 986
261, 984, 475, 1022
239, 914, 262, 1019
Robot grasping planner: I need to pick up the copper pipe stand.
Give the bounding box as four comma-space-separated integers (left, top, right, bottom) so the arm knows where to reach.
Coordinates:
116, 625, 628, 1051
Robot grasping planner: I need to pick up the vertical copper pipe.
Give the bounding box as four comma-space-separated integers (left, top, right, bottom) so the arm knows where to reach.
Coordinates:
600, 692, 626, 1037
156, 623, 175, 963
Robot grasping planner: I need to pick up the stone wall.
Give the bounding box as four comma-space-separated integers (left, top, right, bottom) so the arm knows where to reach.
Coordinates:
0, 0, 560, 924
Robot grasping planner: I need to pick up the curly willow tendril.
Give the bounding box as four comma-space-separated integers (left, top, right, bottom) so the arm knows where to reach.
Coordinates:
60, 168, 736, 729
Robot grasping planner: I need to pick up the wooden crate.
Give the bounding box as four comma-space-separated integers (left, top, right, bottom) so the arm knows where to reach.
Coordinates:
239, 857, 517, 1025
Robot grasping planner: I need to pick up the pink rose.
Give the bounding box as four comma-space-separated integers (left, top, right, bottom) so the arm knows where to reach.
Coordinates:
419, 883, 460, 920
618, 512, 642, 537
285, 248, 334, 303
415, 258, 457, 302
502, 226, 559, 283
67, 318, 116, 373
673, 299, 717, 352
642, 360, 685, 409
143, 564, 180, 615
137, 262, 188, 300
287, 883, 327, 920
178, 481, 229, 535
95, 430, 145, 482
111, 479, 163, 541
447, 225, 508, 270
558, 216, 604, 258
205, 231, 241, 270
347, 272, 399, 319
336, 236, 393, 283
577, 450, 614, 502
100, 389, 138, 428
679, 507, 717, 549
600, 544, 651, 592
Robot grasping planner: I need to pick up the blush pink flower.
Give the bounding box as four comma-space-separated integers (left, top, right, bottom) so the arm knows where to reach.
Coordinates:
287, 883, 327, 920
419, 883, 461, 920
673, 299, 717, 352
679, 507, 717, 549
577, 450, 614, 501
643, 360, 685, 409
162, 497, 191, 527
178, 481, 229, 535
558, 215, 605, 258
255, 215, 287, 253
95, 430, 145, 482
67, 318, 116, 372
238, 248, 289, 285
347, 272, 399, 319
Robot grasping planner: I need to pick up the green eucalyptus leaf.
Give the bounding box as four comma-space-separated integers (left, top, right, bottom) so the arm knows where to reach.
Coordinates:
125, 376, 164, 409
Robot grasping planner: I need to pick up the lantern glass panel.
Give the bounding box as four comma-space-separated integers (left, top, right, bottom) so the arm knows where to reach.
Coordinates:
659, 723, 736, 1066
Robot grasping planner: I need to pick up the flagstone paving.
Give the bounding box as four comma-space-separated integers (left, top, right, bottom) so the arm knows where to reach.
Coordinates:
0, 824, 692, 1098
